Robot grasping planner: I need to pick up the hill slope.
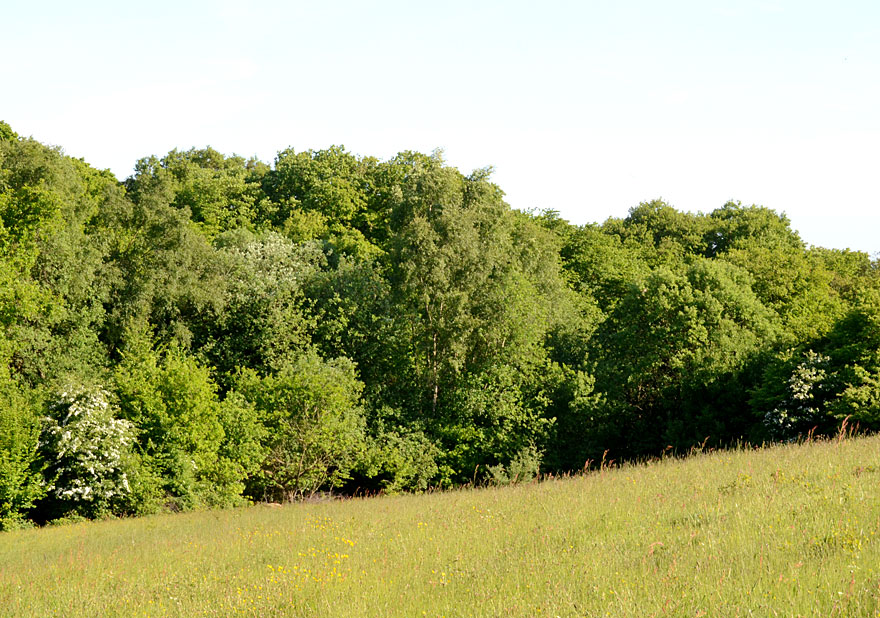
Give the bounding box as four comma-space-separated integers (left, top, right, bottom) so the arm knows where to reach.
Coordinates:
2, 434, 880, 617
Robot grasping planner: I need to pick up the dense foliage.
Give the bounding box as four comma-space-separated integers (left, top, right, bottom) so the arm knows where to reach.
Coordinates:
1, 121, 878, 527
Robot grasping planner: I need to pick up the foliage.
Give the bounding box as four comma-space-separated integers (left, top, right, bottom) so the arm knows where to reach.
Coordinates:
358, 420, 440, 493
604, 199, 709, 265
751, 294, 880, 438
486, 444, 542, 485
382, 156, 574, 482
125, 148, 265, 239
196, 232, 323, 379
704, 201, 804, 256
822, 296, 880, 427
594, 258, 780, 454
560, 222, 649, 312
2, 121, 879, 526
113, 335, 257, 509
38, 385, 138, 519
236, 353, 368, 500
0, 374, 43, 529
759, 350, 832, 439
261, 146, 382, 256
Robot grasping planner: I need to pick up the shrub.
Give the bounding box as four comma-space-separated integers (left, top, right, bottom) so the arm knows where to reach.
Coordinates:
114, 338, 260, 510
487, 445, 543, 486
237, 353, 368, 500
361, 422, 441, 493
39, 385, 137, 519
0, 378, 43, 529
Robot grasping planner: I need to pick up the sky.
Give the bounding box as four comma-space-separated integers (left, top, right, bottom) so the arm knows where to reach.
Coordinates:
3, 0, 879, 252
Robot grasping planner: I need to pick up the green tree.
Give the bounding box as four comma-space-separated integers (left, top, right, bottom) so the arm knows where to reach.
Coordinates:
810, 247, 880, 305
0, 133, 118, 385
385, 154, 572, 481
195, 232, 323, 381
594, 259, 780, 454
720, 246, 843, 342
603, 200, 709, 266
822, 294, 880, 427
113, 335, 258, 509
0, 121, 17, 143
236, 353, 367, 500
125, 148, 266, 239
95, 176, 225, 356
261, 146, 381, 256
0, 370, 43, 529
560, 222, 649, 313
704, 201, 803, 257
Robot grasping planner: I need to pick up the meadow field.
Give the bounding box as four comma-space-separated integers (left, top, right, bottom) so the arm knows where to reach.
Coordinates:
2, 434, 880, 617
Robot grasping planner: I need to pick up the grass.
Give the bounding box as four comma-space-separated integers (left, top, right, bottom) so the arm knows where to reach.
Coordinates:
2, 434, 880, 617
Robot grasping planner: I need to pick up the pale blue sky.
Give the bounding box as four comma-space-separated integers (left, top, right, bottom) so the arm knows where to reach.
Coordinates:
3, 1, 878, 252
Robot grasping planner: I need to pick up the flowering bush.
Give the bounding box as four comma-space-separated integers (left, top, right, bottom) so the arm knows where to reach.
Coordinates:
763, 350, 831, 439
40, 385, 137, 518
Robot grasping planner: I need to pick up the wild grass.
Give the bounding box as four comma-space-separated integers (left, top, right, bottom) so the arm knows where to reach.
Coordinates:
2, 434, 880, 617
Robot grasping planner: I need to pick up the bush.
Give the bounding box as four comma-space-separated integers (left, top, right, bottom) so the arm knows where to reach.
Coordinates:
237, 353, 368, 500
39, 385, 137, 519
0, 378, 43, 529
114, 338, 261, 510
360, 419, 440, 493
761, 350, 831, 439
487, 445, 542, 486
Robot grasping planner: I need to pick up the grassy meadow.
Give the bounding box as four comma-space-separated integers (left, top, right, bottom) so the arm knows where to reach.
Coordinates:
3, 434, 880, 617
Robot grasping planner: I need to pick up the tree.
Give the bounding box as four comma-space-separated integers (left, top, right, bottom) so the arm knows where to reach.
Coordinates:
704, 201, 803, 257
603, 200, 709, 266
0, 370, 43, 528
0, 121, 16, 143
594, 258, 780, 454
560, 222, 649, 313
261, 146, 381, 256
752, 349, 833, 439
0, 135, 118, 385
113, 334, 260, 509
750, 294, 880, 438
720, 245, 843, 342
194, 232, 323, 382
384, 153, 573, 481
236, 353, 367, 500
95, 174, 225, 356
124, 148, 265, 239
821, 294, 880, 427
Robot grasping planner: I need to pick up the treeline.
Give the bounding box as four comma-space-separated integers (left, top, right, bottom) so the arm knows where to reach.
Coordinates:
1, 121, 879, 528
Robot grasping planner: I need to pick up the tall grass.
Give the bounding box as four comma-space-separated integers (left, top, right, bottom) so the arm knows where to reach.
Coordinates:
2, 434, 880, 617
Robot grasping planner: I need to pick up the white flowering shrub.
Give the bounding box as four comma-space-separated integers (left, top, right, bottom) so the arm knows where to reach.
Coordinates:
40, 386, 137, 518
763, 350, 831, 439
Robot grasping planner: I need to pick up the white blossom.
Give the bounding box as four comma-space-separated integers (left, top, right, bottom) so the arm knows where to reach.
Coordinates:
42, 385, 136, 507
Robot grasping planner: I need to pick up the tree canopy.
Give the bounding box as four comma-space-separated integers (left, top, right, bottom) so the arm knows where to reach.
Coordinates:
1, 122, 878, 528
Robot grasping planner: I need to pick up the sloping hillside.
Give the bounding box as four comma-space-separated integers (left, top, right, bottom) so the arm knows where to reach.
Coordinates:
2, 433, 879, 616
